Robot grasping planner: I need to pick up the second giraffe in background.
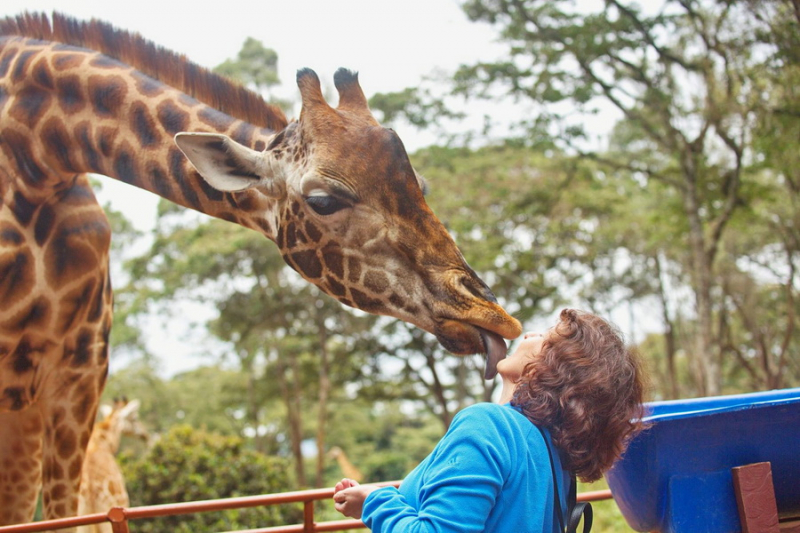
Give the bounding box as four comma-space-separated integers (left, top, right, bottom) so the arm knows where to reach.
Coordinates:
77, 399, 148, 533
328, 446, 364, 483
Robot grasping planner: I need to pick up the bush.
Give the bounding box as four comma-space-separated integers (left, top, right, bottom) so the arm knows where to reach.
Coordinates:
120, 425, 301, 533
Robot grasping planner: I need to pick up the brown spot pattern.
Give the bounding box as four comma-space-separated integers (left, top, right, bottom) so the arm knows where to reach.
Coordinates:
55, 74, 85, 114
156, 99, 188, 135
324, 249, 344, 279
198, 107, 235, 131
56, 424, 78, 459
305, 220, 322, 243
133, 71, 164, 97
2, 129, 48, 183
364, 270, 390, 295
11, 49, 37, 82
74, 122, 103, 173
290, 250, 323, 279
347, 256, 362, 283
45, 217, 106, 285
0, 46, 19, 77
9, 85, 52, 128
97, 126, 119, 156
41, 117, 77, 172
130, 101, 159, 148
325, 276, 346, 298
0, 249, 33, 303
88, 74, 127, 117
57, 281, 96, 334
52, 52, 83, 71
350, 288, 382, 312
9, 298, 51, 332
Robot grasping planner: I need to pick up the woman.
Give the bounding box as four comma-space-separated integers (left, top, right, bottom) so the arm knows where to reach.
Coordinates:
333, 309, 647, 532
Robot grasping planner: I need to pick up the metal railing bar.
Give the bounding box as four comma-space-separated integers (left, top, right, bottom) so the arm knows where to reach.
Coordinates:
0, 483, 611, 533
0, 513, 109, 533
577, 489, 613, 501
216, 489, 615, 533
225, 519, 366, 533
124, 481, 401, 520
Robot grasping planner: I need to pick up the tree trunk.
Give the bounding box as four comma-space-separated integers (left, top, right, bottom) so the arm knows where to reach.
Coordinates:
315, 318, 331, 488
424, 350, 452, 429
243, 356, 266, 453
277, 356, 306, 486
681, 156, 720, 397
654, 254, 680, 399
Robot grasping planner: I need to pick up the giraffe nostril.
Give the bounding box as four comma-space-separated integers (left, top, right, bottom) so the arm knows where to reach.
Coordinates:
460, 275, 498, 304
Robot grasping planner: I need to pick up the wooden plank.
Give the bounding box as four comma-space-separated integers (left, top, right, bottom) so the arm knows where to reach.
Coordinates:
732, 462, 780, 533
779, 519, 800, 533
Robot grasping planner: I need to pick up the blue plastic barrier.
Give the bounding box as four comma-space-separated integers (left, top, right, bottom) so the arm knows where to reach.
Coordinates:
606, 387, 800, 533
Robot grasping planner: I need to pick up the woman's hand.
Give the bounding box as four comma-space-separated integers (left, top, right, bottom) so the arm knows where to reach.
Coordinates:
332, 478, 378, 519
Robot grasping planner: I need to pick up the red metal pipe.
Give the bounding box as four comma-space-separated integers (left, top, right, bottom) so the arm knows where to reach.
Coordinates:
579, 489, 613, 502
0, 482, 611, 533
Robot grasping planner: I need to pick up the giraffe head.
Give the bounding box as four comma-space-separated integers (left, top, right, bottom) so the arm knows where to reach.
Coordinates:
100, 398, 149, 442
175, 68, 521, 377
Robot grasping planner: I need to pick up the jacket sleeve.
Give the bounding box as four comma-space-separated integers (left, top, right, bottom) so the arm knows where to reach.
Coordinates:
361, 406, 510, 533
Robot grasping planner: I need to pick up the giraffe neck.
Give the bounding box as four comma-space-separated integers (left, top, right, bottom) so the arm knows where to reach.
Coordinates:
88, 419, 119, 455
1, 36, 284, 237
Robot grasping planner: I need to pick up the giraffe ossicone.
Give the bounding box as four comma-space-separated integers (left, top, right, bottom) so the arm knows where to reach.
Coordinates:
0, 12, 521, 527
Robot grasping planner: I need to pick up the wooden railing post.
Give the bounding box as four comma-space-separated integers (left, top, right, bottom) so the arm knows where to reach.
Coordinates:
303, 501, 315, 532
107, 507, 129, 533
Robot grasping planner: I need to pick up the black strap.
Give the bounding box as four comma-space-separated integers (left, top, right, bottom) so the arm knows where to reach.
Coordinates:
535, 426, 593, 533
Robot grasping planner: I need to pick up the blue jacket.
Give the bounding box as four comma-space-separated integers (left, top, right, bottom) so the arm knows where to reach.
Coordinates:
362, 402, 569, 532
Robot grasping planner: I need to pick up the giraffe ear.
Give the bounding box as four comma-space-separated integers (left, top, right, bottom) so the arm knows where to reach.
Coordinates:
174, 133, 264, 192
98, 404, 113, 420
118, 399, 140, 418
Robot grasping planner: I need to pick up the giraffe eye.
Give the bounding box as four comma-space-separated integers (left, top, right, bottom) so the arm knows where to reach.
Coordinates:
305, 195, 349, 216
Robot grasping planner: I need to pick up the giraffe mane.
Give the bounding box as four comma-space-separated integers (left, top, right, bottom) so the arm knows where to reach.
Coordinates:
0, 11, 289, 131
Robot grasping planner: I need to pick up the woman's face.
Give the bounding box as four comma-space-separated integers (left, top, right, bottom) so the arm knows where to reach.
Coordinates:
496, 329, 551, 380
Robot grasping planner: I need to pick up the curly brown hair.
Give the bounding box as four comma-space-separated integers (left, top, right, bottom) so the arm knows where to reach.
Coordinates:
511, 309, 648, 482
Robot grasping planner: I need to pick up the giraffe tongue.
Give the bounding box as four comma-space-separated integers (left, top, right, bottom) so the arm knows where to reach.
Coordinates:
479, 328, 508, 380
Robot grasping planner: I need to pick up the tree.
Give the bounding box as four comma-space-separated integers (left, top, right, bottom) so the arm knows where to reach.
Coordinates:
454, 0, 796, 395
736, 0, 800, 389
120, 425, 300, 533
214, 37, 292, 111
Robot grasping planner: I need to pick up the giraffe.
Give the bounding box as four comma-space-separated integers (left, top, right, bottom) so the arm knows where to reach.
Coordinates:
0, 12, 522, 525
77, 398, 147, 533
327, 446, 364, 483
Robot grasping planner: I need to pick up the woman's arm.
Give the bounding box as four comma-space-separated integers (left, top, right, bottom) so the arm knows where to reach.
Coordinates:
360, 406, 512, 533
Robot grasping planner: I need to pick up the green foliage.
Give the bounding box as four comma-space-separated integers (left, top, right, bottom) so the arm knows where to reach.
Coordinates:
579, 478, 637, 532
214, 37, 292, 111
216, 38, 278, 88
369, 87, 463, 129
451, 0, 800, 396
120, 425, 301, 532
321, 400, 442, 483
415, 143, 612, 322
104, 360, 255, 435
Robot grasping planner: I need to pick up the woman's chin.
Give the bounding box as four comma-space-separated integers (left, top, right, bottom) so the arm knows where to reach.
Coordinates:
494, 359, 513, 379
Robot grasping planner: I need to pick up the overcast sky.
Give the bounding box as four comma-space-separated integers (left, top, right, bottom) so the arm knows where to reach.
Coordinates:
1, 0, 512, 225
1, 0, 504, 97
